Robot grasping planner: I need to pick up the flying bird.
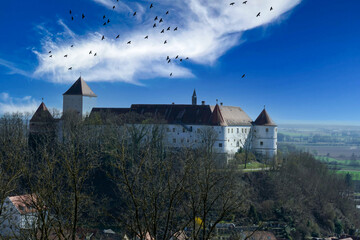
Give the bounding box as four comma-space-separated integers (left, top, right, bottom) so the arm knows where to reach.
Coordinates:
150, 3, 153, 8
230, 2, 235, 5
242, 74, 246, 78
103, 15, 106, 19
107, 19, 110, 23
166, 56, 170, 60
161, 29, 164, 33
82, 13, 85, 19
48, 51, 51, 53
159, 18, 163, 23
154, 16, 158, 21
186, 57, 189, 60
175, 55, 179, 59
89, 51, 92, 54
164, 40, 167, 44
133, 12, 136, 16
167, 27, 170, 31
71, 45, 74, 47
243, 1, 247, 4
168, 59, 171, 63
71, 16, 74, 20
116, 35, 120, 39
64, 55, 68, 57
127, 41, 131, 44
166, 11, 169, 14
174, 27, 178, 31
68, 67, 72, 70
270, 7, 273, 11
144, 35, 149, 39
102, 35, 105, 40
94, 53, 97, 56
103, 22, 106, 26
69, 10, 72, 14
153, 23, 157, 28
180, 59, 183, 62
113, 5, 115, 9
170, 73, 172, 77
256, 12, 261, 17
49, 55, 52, 58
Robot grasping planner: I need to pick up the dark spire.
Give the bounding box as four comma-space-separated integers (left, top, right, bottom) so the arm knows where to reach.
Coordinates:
63, 77, 97, 97
253, 109, 276, 126
30, 102, 54, 122
192, 89, 197, 105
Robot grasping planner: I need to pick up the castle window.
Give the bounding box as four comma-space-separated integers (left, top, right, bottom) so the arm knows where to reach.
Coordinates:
242, 128, 244, 133
266, 128, 269, 132
183, 128, 185, 133
181, 139, 184, 143
231, 129, 233, 133
236, 141, 239, 147
190, 126, 193, 132
237, 128, 239, 133
173, 138, 176, 143
187, 139, 189, 143
260, 141, 263, 146
245, 129, 247, 133
219, 143, 223, 147
197, 129, 201, 133
228, 129, 230, 133
173, 128, 175, 132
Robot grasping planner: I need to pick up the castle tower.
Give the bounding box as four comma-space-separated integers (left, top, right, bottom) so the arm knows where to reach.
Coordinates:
192, 89, 197, 105
251, 108, 277, 158
63, 77, 97, 117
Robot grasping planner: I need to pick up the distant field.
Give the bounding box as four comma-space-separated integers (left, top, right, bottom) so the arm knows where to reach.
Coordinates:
336, 170, 360, 181
298, 145, 360, 160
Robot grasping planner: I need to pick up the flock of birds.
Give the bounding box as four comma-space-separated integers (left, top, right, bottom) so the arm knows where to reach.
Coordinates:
47, 0, 275, 78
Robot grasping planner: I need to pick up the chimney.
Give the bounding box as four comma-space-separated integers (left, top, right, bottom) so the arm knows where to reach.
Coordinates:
220, 102, 223, 106
201, 101, 205, 105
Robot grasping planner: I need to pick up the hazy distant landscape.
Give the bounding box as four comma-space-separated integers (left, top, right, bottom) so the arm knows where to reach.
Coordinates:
278, 124, 360, 182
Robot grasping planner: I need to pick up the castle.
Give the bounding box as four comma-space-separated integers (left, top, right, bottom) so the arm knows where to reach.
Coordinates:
30, 77, 278, 159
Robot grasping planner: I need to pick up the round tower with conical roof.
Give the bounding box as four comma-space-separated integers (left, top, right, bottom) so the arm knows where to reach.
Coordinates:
63, 77, 97, 117
251, 108, 277, 159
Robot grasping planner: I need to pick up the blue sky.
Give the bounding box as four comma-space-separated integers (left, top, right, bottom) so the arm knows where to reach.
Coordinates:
0, 0, 359, 125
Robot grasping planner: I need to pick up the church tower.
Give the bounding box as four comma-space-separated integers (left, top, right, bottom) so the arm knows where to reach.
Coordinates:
63, 77, 97, 117
192, 89, 197, 105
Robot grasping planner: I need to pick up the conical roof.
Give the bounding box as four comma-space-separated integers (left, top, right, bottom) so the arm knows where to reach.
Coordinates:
209, 104, 226, 126
30, 102, 54, 122
253, 109, 276, 126
192, 89, 197, 97
63, 77, 97, 97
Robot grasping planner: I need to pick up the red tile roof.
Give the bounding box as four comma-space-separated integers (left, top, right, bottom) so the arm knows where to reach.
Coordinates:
9, 194, 38, 214
253, 109, 276, 126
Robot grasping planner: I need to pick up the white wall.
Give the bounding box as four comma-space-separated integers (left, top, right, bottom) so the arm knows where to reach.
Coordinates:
63, 95, 83, 115
251, 126, 277, 158
82, 96, 97, 117
0, 198, 21, 237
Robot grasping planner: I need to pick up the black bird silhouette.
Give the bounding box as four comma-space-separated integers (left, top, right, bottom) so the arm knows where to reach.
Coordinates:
167, 27, 170, 31
48, 51, 51, 53
82, 14, 85, 19
180, 59, 183, 62
102, 35, 105, 40
186, 57, 189, 60
270, 7, 273, 11
168, 59, 171, 63
71, 45, 74, 47
64, 55, 68, 57
49, 55, 52, 58
133, 12, 136, 16
94, 53, 97, 56
68, 67, 72, 70
159, 18, 163, 23
166, 56, 170, 60
242, 74, 245, 78
107, 19, 110, 23
144, 35, 149, 39
154, 16, 158, 21
161, 29, 164, 33
103, 22, 106, 26
69, 10, 72, 14
230, 2, 235, 5
164, 40, 167, 44
153, 23, 157, 28
113, 5, 115, 9
127, 41, 131, 44
170, 73, 172, 76
116, 35, 120, 39
89, 51, 92, 54
256, 12, 261, 17
175, 55, 179, 59
166, 11, 169, 14
103, 15, 106, 19
243, 1, 247, 4
174, 27, 178, 31
71, 16, 74, 20
150, 3, 153, 8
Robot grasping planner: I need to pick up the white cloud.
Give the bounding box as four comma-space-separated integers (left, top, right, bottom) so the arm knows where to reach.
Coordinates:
33, 0, 301, 84
0, 93, 39, 115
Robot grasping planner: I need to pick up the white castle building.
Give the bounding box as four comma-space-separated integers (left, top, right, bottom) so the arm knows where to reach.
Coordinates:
30, 77, 278, 159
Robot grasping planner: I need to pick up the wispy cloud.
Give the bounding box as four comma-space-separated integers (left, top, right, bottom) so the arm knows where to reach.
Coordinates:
33, 0, 301, 84
0, 58, 32, 77
0, 93, 39, 115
